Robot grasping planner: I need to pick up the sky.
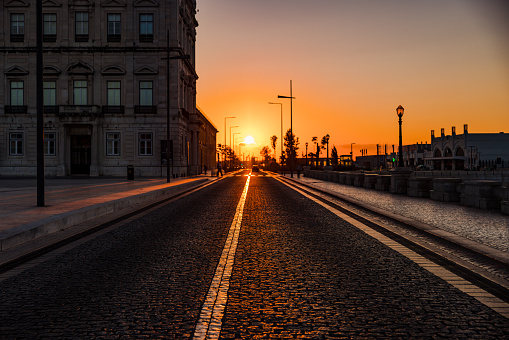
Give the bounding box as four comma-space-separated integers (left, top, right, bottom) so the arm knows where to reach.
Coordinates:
195, 0, 509, 158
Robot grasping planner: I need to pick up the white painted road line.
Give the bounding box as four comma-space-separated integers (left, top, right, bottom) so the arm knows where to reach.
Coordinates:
193, 176, 251, 339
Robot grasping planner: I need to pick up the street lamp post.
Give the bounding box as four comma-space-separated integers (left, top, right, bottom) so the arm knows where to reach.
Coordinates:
224, 116, 235, 163
268, 102, 283, 163
163, 31, 190, 183
36, 0, 44, 206
396, 105, 404, 167
305, 142, 308, 165
229, 126, 239, 169
278, 80, 295, 177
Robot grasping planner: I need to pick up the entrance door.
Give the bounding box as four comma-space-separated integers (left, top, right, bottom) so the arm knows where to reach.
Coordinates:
71, 135, 91, 174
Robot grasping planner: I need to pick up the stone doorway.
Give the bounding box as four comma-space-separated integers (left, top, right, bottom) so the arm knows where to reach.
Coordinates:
71, 135, 91, 174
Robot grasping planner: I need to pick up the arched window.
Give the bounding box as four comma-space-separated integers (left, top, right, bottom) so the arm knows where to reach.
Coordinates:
434, 149, 442, 157
444, 148, 453, 157
456, 147, 465, 156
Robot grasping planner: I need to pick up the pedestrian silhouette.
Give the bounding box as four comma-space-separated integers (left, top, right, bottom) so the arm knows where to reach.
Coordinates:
217, 162, 223, 176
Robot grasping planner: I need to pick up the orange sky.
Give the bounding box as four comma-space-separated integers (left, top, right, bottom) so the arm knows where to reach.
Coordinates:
195, 0, 509, 158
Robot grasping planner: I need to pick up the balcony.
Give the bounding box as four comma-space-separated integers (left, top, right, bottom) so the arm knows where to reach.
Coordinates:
43, 105, 59, 114
58, 105, 101, 116
139, 34, 153, 43
75, 34, 89, 42
102, 105, 125, 114
107, 34, 121, 42
43, 34, 57, 42
134, 105, 157, 114
10, 34, 24, 42
5, 106, 28, 114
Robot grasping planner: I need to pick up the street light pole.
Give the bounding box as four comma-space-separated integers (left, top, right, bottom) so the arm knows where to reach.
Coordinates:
229, 126, 239, 169
278, 80, 295, 177
396, 105, 405, 167
305, 142, 308, 165
36, 0, 44, 206
163, 31, 190, 183
268, 102, 283, 163
224, 116, 235, 164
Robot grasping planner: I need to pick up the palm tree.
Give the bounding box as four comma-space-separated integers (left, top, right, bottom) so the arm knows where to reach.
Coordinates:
321, 134, 330, 166
312, 136, 318, 167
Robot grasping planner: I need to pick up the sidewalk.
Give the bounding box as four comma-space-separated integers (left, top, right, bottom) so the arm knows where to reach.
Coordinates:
0, 175, 216, 253
283, 174, 509, 265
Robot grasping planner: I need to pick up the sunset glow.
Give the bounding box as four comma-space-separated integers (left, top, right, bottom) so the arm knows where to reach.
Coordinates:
196, 1, 509, 157
244, 136, 256, 145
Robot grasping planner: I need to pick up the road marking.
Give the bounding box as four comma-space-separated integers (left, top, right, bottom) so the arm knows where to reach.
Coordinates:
193, 176, 251, 339
280, 179, 509, 319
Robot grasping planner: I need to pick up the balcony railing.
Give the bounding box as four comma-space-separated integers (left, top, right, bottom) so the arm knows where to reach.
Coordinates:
75, 34, 89, 42
107, 34, 121, 42
139, 34, 153, 43
43, 105, 59, 114
58, 105, 100, 115
134, 105, 157, 114
43, 34, 57, 42
5, 106, 28, 114
102, 105, 125, 114
10, 34, 24, 42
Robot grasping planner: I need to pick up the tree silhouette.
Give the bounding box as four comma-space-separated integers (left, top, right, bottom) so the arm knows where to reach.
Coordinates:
270, 135, 278, 160
260, 146, 271, 166
331, 146, 339, 166
284, 128, 299, 169
321, 134, 330, 166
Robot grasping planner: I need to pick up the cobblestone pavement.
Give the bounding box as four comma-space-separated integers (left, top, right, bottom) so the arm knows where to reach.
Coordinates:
0, 172, 508, 338
0, 176, 245, 338
287, 175, 509, 252
220, 176, 508, 338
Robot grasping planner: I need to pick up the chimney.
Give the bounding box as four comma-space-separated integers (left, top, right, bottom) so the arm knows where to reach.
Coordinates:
452, 126, 456, 135
464, 124, 468, 134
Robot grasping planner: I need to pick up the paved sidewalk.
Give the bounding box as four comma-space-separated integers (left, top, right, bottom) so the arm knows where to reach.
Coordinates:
283, 174, 509, 264
0, 175, 216, 253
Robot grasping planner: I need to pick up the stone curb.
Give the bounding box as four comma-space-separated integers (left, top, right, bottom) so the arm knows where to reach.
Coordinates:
0, 179, 209, 252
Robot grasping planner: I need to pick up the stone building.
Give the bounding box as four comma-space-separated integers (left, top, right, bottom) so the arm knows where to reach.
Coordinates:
425, 125, 509, 170
0, 0, 217, 177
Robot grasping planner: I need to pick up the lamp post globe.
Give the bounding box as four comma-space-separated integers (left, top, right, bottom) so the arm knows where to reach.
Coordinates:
396, 105, 404, 167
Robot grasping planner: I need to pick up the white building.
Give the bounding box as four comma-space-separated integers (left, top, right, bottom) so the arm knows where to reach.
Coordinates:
425, 125, 509, 170
0, 0, 217, 177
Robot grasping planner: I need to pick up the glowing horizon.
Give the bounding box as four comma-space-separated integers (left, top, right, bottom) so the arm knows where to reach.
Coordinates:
196, 1, 509, 157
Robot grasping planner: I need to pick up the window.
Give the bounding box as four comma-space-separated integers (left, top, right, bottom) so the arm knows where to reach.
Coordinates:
9, 133, 23, 156
75, 12, 89, 42
44, 133, 56, 156
43, 81, 58, 113
106, 133, 120, 156
107, 14, 121, 42
44, 81, 56, 105
10, 14, 24, 42
43, 14, 57, 42
107, 81, 121, 106
139, 133, 153, 155
10, 81, 24, 106
139, 81, 153, 105
73, 80, 87, 105
139, 14, 153, 42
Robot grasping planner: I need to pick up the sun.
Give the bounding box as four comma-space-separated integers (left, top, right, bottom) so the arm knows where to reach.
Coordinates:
244, 136, 256, 145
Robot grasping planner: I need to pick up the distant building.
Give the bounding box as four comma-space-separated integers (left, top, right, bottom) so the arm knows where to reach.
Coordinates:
424, 125, 509, 170
355, 143, 431, 170
0, 0, 216, 177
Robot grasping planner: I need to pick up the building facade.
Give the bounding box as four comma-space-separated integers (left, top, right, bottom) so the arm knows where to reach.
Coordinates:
425, 125, 509, 170
1, 0, 216, 177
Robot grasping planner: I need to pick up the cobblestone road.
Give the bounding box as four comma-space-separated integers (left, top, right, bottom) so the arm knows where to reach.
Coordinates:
0, 172, 507, 338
